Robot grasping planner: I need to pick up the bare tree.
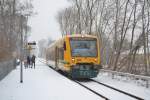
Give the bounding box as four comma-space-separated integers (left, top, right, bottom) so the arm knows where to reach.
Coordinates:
57, 0, 150, 76
0, 0, 33, 61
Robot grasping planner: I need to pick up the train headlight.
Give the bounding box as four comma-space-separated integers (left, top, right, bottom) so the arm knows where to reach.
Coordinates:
94, 58, 97, 62
72, 58, 75, 63
81, 35, 84, 38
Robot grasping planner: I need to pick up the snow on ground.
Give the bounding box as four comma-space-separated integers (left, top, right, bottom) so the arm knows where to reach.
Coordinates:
44, 58, 150, 100
95, 72, 150, 100
0, 59, 102, 100
1, 58, 149, 100
82, 81, 136, 100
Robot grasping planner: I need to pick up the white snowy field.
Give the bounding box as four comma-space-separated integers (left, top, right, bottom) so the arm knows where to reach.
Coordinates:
0, 59, 102, 100
94, 73, 150, 100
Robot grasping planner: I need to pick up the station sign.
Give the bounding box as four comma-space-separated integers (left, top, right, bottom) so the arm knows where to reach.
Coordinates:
28, 42, 36, 45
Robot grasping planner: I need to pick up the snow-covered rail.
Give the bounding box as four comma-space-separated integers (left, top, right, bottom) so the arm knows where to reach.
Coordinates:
39, 59, 146, 100
79, 80, 144, 100
90, 79, 144, 100
74, 80, 109, 100
100, 69, 150, 88
39, 59, 108, 100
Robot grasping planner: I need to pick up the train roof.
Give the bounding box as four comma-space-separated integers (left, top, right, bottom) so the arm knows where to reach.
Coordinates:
64, 34, 97, 38
47, 34, 98, 50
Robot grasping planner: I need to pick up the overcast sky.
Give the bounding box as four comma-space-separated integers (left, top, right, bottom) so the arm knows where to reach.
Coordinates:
28, 0, 70, 41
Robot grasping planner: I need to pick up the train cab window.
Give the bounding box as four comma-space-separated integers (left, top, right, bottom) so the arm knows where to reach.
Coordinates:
70, 38, 97, 57
63, 42, 66, 51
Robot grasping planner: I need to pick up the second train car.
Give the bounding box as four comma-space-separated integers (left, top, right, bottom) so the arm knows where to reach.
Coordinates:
46, 34, 102, 78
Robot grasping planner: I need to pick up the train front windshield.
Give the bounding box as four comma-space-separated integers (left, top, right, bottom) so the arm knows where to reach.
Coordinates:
70, 38, 97, 57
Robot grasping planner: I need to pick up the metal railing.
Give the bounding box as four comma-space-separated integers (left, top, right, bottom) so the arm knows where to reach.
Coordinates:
100, 69, 150, 88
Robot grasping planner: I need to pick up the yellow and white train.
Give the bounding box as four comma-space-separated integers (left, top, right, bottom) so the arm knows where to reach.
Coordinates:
46, 34, 102, 78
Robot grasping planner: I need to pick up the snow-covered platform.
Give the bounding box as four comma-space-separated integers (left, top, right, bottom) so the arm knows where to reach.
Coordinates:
0, 59, 102, 100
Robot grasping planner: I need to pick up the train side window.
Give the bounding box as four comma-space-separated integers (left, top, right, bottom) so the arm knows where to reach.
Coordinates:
64, 42, 66, 51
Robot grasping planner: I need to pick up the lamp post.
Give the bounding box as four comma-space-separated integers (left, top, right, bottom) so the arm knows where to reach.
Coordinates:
17, 6, 32, 83
20, 13, 31, 83
24, 14, 30, 58
20, 15, 24, 83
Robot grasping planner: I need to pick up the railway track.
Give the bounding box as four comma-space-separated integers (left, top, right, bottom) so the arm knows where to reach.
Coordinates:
88, 79, 144, 100
39, 60, 108, 100
39, 60, 144, 100
73, 80, 109, 100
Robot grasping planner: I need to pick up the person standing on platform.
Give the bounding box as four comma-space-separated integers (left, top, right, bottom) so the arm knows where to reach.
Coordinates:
27, 56, 31, 68
31, 55, 36, 69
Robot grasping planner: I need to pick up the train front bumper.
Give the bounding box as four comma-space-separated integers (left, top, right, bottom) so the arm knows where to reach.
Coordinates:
70, 65, 99, 78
